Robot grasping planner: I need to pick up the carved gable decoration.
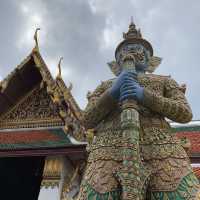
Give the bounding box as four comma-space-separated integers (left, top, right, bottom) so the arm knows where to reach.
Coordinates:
0, 85, 64, 129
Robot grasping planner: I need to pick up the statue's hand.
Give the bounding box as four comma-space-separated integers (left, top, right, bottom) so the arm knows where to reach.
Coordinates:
120, 72, 144, 102
109, 71, 137, 101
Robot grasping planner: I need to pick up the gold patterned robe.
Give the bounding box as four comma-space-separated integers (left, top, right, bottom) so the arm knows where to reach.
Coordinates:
78, 73, 200, 199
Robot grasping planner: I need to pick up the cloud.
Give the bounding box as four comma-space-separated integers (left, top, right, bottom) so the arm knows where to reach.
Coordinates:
17, 1, 47, 49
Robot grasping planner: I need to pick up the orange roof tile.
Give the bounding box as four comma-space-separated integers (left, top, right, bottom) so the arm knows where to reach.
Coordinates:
193, 167, 200, 178
176, 131, 200, 154
0, 128, 71, 150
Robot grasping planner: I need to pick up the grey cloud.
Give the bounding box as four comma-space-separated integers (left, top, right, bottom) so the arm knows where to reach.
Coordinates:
0, 1, 25, 76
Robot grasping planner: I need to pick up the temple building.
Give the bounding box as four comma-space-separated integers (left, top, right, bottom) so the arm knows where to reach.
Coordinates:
0, 31, 86, 200
0, 30, 199, 200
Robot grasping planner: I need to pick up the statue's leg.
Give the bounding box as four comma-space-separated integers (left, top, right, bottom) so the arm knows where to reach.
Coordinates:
77, 159, 122, 200
146, 157, 200, 200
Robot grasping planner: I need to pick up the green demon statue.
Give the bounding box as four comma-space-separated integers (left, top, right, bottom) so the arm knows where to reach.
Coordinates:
77, 21, 200, 200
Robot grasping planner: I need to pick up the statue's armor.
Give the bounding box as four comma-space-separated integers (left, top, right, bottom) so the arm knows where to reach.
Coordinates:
78, 74, 200, 200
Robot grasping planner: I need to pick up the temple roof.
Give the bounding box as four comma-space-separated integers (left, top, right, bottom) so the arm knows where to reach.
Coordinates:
0, 53, 40, 116
0, 37, 86, 156
172, 122, 200, 156
174, 125, 200, 162
171, 121, 200, 163
192, 166, 200, 179
0, 46, 82, 120
0, 127, 86, 157
0, 128, 70, 149
0, 43, 84, 131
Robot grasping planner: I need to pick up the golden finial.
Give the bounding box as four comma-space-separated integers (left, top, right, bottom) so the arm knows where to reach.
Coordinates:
131, 16, 134, 24
33, 28, 40, 52
123, 17, 141, 39
57, 57, 63, 79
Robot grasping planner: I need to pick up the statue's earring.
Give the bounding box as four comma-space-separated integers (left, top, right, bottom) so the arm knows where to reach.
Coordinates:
146, 56, 162, 73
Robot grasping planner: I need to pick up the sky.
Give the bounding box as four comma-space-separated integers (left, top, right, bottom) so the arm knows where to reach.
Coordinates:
0, 0, 200, 199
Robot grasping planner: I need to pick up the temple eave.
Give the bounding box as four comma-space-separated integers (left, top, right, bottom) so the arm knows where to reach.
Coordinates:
0, 145, 86, 157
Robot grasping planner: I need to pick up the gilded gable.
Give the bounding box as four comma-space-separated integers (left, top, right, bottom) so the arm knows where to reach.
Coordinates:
0, 85, 64, 129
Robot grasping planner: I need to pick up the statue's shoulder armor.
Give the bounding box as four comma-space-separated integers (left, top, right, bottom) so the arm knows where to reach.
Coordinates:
144, 73, 171, 81
87, 78, 115, 100
139, 74, 170, 89
144, 74, 183, 92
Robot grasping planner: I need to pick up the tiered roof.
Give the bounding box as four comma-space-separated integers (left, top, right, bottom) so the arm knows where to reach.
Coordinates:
175, 126, 200, 154
172, 121, 200, 179
0, 128, 86, 157
0, 33, 88, 199
172, 121, 200, 163
0, 31, 86, 157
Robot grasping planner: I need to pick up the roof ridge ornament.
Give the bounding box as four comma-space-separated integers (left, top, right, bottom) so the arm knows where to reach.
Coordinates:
56, 57, 63, 79
33, 28, 40, 52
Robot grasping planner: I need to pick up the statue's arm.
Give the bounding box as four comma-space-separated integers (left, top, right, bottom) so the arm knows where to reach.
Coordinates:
142, 77, 193, 123
81, 81, 117, 129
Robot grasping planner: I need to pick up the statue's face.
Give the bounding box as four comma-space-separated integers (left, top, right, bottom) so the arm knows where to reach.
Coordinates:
116, 43, 150, 73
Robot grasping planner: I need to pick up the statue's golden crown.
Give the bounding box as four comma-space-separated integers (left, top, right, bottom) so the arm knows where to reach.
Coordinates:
115, 20, 153, 58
